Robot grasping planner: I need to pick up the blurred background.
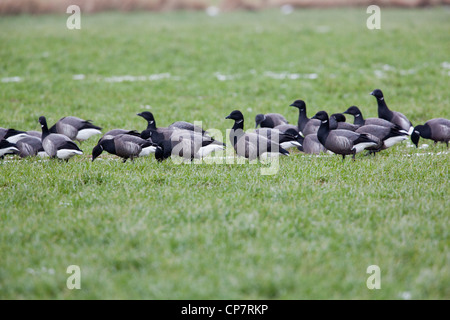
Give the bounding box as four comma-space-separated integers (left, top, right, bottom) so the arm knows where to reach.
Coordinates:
1, 0, 449, 15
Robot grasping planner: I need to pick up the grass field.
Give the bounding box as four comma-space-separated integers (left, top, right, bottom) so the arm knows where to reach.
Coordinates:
0, 8, 449, 299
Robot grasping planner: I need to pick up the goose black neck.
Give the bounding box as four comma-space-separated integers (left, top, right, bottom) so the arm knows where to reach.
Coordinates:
102, 139, 116, 155
40, 121, 50, 140
297, 109, 309, 131
317, 119, 330, 146
354, 113, 365, 126
261, 117, 274, 128
376, 98, 394, 121
146, 120, 157, 131
230, 119, 245, 147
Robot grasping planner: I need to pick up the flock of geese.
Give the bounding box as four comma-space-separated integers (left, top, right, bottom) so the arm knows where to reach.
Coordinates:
1, 89, 449, 163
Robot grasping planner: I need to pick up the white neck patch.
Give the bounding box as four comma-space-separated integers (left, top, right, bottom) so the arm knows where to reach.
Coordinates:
322, 120, 328, 124
380, 97, 384, 101
236, 119, 243, 124
356, 114, 360, 117
150, 121, 154, 124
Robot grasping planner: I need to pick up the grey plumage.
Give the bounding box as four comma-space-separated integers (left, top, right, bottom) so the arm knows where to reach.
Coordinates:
411, 118, 450, 147
97, 129, 141, 144
50, 116, 102, 141
92, 134, 155, 162
16, 136, 45, 158
297, 134, 329, 155
312, 111, 378, 160
168, 121, 208, 136
343, 105, 398, 129
370, 89, 413, 135
226, 110, 289, 160
329, 113, 359, 131
289, 100, 320, 136
255, 113, 289, 128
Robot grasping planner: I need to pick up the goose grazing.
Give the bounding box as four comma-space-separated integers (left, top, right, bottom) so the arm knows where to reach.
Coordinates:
0, 139, 19, 159
370, 89, 413, 135
39, 116, 83, 161
149, 129, 225, 161
297, 134, 329, 155
154, 131, 224, 162
289, 100, 320, 136
312, 111, 378, 160
92, 134, 156, 163
329, 113, 359, 131
49, 116, 102, 142
97, 129, 141, 144
254, 127, 302, 150
16, 136, 47, 158
1, 129, 30, 144
343, 105, 400, 130
226, 110, 290, 160
355, 124, 408, 154
255, 113, 289, 128
411, 118, 450, 148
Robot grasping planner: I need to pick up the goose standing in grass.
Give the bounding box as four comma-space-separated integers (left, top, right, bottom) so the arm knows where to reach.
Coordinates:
289, 100, 320, 136
0, 139, 19, 159
312, 111, 378, 160
226, 110, 289, 160
39, 116, 83, 161
329, 113, 359, 131
297, 134, 330, 155
343, 105, 400, 129
149, 128, 225, 161
370, 89, 414, 135
355, 124, 408, 155
255, 113, 289, 128
49, 116, 102, 142
411, 118, 450, 148
15, 136, 47, 158
92, 134, 156, 163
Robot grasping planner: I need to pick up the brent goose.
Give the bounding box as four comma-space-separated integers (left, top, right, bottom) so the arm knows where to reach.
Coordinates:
370, 89, 413, 135
411, 118, 450, 148
49, 116, 102, 142
312, 111, 378, 160
16, 136, 47, 158
343, 105, 400, 130
92, 134, 156, 163
255, 113, 289, 128
39, 116, 83, 160
226, 110, 289, 160
355, 124, 408, 154
289, 100, 320, 136
168, 121, 209, 136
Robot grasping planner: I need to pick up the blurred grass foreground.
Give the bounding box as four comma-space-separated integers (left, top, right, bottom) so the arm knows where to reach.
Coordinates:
1, 0, 449, 15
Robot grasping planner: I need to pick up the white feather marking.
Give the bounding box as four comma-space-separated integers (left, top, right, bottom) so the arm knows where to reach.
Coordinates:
56, 149, 83, 159
352, 142, 377, 153
280, 141, 301, 149
0, 147, 19, 157
138, 146, 156, 157
198, 144, 225, 157
384, 135, 408, 148
76, 129, 102, 141
6, 133, 30, 144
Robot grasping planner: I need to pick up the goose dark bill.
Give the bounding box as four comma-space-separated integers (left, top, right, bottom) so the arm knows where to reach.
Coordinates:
411, 118, 450, 148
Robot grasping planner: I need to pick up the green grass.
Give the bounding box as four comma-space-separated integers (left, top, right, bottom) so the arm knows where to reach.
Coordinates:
0, 8, 449, 299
